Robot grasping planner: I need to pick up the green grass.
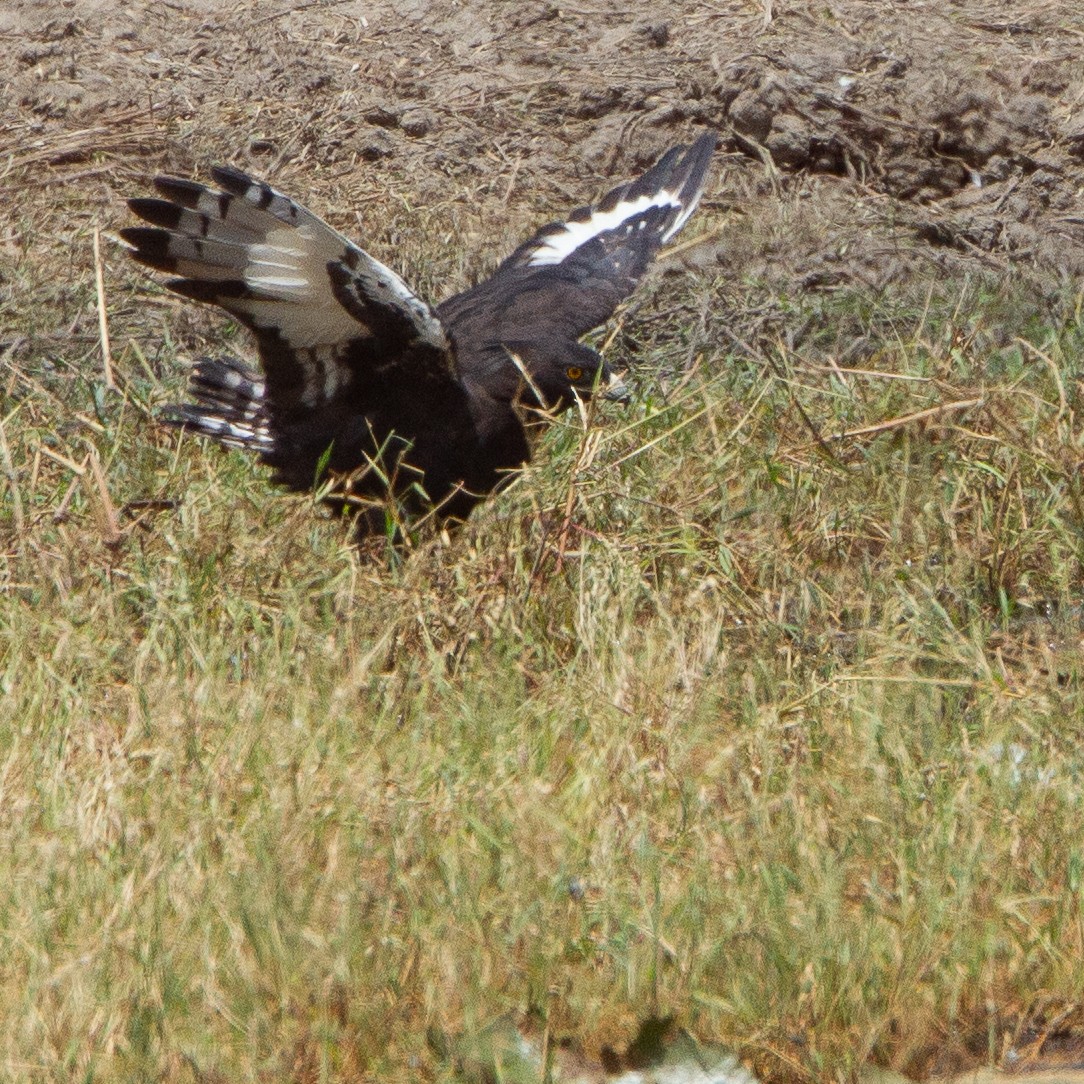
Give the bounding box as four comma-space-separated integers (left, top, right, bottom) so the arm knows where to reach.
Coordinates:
3, 217, 1084, 1082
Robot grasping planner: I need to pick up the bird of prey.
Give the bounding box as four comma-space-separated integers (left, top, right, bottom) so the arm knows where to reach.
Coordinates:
122, 131, 715, 538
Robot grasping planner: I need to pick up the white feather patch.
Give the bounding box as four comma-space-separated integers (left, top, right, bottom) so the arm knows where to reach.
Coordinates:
662, 185, 705, 242
233, 223, 444, 352
526, 189, 681, 267
199, 415, 273, 450
228, 226, 358, 348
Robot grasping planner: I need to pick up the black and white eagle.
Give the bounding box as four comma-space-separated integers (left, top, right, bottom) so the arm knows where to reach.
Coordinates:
122, 131, 715, 537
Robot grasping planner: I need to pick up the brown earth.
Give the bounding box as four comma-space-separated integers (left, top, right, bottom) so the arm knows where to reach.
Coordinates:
3, 0, 1084, 328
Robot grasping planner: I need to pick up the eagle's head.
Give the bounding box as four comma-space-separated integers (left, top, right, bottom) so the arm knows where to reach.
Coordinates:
499, 340, 629, 412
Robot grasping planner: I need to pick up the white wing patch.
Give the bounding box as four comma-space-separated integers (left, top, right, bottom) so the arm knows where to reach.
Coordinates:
526, 189, 682, 267
228, 223, 364, 350
193, 413, 274, 452
210, 173, 448, 353
125, 169, 448, 355
230, 227, 441, 353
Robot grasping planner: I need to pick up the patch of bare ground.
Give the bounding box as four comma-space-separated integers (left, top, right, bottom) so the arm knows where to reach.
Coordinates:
2, 0, 1083, 300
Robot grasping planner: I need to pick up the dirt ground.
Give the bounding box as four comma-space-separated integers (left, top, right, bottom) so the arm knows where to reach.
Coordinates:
3, 0, 1084, 319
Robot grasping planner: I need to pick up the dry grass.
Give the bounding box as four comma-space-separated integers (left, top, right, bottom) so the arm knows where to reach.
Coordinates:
3, 183, 1084, 1082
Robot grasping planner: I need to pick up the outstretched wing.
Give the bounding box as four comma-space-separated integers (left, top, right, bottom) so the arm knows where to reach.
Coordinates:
440, 131, 715, 345
122, 168, 469, 486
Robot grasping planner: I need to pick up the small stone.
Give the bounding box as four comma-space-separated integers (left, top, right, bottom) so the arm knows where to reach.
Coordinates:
363, 104, 401, 129
356, 128, 395, 161
642, 21, 669, 47
400, 107, 436, 138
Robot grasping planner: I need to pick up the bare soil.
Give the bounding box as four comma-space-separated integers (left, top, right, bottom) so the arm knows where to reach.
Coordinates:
3, 0, 1084, 311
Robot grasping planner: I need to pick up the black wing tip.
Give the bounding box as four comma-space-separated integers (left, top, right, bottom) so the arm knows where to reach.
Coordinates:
158, 403, 192, 427
150, 175, 210, 206
678, 129, 718, 181
590, 129, 717, 211
210, 164, 259, 195
140, 167, 258, 206
662, 130, 718, 167
119, 224, 160, 247
674, 131, 716, 186
190, 354, 262, 384
639, 129, 717, 192
209, 164, 243, 184
127, 197, 184, 229
651, 143, 686, 174
119, 226, 177, 272
687, 129, 719, 154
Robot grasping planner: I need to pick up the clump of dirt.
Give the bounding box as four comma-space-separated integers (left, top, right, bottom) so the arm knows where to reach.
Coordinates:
711, 3, 1084, 277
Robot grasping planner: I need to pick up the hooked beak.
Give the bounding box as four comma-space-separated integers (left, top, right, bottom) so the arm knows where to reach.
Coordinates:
601, 371, 630, 404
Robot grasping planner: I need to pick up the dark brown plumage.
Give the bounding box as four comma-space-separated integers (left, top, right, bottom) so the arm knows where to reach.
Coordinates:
122, 132, 716, 537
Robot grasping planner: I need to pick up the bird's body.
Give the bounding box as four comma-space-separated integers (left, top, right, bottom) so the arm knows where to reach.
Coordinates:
122, 132, 715, 537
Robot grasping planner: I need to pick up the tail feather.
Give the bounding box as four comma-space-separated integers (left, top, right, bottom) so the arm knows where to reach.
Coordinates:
161, 356, 274, 453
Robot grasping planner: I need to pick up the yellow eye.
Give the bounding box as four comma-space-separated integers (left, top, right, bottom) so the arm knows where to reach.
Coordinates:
566, 366, 583, 381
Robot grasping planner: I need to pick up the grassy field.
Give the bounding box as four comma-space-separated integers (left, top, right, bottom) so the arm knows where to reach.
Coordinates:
3, 207, 1084, 1084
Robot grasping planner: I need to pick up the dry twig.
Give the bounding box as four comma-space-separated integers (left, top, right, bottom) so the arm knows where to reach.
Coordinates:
93, 227, 116, 390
